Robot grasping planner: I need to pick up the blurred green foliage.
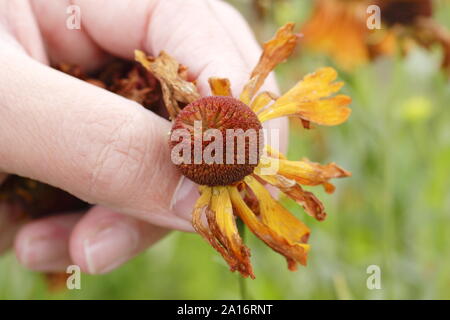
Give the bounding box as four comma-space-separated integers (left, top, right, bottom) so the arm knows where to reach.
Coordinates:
1, 0, 450, 299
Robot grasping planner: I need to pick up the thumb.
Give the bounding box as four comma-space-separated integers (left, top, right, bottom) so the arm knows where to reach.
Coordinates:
1, 0, 288, 231
0, 46, 190, 231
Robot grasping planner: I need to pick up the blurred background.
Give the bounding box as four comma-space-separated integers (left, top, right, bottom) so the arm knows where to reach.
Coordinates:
1, 0, 450, 299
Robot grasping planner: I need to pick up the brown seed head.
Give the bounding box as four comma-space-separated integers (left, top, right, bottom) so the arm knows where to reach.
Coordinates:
170, 96, 263, 186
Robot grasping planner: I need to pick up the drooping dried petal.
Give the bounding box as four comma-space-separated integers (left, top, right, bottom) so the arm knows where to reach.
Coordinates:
240, 23, 300, 104
255, 173, 326, 221
192, 186, 213, 237
256, 155, 351, 193
257, 67, 351, 125
229, 177, 310, 271
208, 78, 232, 96
259, 95, 351, 125
192, 186, 254, 278
135, 50, 200, 119
112, 67, 153, 106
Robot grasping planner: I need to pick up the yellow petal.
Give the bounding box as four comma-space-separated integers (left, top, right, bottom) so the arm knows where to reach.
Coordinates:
259, 95, 352, 125
257, 67, 351, 125
245, 176, 310, 244
208, 77, 232, 96
229, 177, 310, 270
240, 23, 299, 104
277, 67, 343, 102
193, 186, 254, 278
255, 155, 351, 193
255, 173, 326, 221
192, 186, 213, 237
250, 91, 278, 113
264, 144, 286, 159
135, 50, 200, 119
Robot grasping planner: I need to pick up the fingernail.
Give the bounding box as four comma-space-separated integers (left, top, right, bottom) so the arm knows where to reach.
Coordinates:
83, 222, 139, 274
170, 177, 199, 222
20, 235, 71, 272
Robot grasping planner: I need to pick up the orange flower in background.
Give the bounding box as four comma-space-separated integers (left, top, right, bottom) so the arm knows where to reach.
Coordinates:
137, 23, 351, 278
300, 0, 450, 74
300, 0, 372, 71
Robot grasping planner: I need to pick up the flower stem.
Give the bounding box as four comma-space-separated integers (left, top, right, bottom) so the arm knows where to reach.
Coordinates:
237, 218, 251, 300
238, 274, 250, 300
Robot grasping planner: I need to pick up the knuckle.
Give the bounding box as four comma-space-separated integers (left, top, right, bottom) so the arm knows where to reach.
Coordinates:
90, 116, 147, 202
71, 105, 150, 203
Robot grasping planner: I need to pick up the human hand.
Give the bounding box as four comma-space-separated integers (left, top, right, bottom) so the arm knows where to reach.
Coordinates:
0, 0, 286, 274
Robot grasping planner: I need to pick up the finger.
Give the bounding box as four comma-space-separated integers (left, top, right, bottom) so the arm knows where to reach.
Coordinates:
70, 205, 168, 274
0, 47, 191, 231
30, 0, 281, 94
14, 212, 83, 272
0, 0, 48, 64
53, 0, 277, 94
29, 0, 107, 71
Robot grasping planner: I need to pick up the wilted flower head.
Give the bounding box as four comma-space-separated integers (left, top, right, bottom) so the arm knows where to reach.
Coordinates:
137, 23, 352, 278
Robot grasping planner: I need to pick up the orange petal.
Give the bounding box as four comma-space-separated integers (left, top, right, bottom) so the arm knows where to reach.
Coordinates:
255, 173, 326, 221
240, 23, 300, 104
229, 177, 310, 271
208, 77, 232, 96
256, 155, 351, 193
135, 50, 200, 119
193, 186, 254, 278
258, 67, 351, 125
